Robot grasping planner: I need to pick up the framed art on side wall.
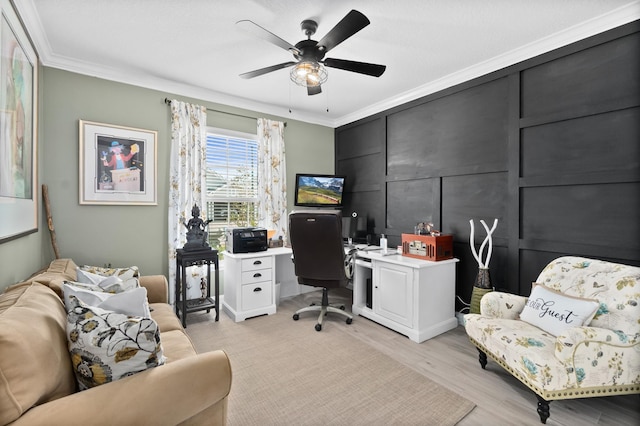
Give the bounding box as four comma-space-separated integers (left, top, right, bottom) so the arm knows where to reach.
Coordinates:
79, 120, 157, 205
0, 0, 39, 242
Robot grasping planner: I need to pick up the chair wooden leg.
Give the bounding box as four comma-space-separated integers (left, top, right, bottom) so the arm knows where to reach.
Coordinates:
536, 395, 550, 424
477, 349, 488, 369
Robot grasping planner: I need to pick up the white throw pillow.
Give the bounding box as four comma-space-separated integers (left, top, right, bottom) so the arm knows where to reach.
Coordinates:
63, 283, 151, 318
66, 295, 165, 390
520, 283, 599, 336
76, 268, 139, 293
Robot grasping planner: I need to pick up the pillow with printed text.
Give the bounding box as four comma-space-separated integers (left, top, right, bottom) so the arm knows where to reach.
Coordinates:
520, 283, 599, 336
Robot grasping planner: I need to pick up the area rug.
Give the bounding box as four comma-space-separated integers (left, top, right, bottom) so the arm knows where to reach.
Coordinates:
186, 305, 475, 425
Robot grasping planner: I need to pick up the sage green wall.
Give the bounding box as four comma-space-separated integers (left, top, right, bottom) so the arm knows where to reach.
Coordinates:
0, 67, 334, 292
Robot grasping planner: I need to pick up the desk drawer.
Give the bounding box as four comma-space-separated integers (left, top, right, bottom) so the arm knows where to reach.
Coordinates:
241, 269, 272, 285
242, 281, 272, 311
241, 256, 273, 272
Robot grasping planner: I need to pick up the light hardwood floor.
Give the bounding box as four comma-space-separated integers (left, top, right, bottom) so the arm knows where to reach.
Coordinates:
275, 288, 639, 426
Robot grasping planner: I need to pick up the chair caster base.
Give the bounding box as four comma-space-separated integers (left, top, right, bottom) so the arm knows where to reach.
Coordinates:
292, 288, 353, 331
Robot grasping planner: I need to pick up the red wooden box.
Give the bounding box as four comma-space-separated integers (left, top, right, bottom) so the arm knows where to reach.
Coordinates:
401, 233, 453, 261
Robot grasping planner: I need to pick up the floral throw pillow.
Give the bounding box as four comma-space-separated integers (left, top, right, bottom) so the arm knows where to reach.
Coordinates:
66, 295, 165, 390
520, 283, 599, 336
79, 265, 140, 278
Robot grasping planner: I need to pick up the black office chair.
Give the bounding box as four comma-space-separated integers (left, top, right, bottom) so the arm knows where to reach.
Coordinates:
289, 211, 354, 331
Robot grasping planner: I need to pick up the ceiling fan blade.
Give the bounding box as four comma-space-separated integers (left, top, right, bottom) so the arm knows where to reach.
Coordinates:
324, 58, 386, 77
237, 20, 301, 55
240, 62, 297, 79
317, 10, 370, 53
307, 84, 322, 96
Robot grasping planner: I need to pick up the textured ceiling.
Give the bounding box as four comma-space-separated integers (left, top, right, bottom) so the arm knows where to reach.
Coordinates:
16, 0, 640, 127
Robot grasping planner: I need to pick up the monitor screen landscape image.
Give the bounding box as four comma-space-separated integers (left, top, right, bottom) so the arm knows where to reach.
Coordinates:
294, 174, 345, 208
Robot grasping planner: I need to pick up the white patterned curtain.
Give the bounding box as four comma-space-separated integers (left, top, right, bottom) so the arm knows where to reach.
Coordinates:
257, 118, 288, 243
168, 100, 208, 305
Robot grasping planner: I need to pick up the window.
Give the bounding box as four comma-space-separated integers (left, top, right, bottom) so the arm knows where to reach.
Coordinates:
205, 128, 259, 253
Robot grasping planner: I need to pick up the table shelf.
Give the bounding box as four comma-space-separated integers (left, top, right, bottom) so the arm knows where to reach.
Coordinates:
175, 248, 219, 328
183, 297, 216, 313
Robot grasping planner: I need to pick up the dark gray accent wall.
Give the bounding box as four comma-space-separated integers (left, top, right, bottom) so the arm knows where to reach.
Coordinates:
336, 22, 640, 306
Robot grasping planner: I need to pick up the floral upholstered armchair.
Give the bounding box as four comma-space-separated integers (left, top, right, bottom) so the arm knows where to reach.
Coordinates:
464, 256, 640, 424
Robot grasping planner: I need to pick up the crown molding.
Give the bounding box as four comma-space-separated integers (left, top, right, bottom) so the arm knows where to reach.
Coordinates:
45, 53, 337, 127
334, 2, 640, 127
15, 1, 640, 129
13, 1, 335, 127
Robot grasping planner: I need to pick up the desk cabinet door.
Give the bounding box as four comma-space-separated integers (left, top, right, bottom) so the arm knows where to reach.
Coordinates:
242, 281, 272, 311
373, 262, 413, 327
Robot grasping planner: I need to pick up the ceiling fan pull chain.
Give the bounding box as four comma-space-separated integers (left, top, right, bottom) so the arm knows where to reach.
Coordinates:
325, 87, 329, 113
288, 80, 293, 114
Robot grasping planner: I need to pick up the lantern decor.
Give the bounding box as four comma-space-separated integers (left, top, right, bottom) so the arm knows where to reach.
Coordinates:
469, 219, 498, 314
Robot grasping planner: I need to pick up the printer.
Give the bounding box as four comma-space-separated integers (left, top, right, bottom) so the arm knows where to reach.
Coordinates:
226, 227, 268, 253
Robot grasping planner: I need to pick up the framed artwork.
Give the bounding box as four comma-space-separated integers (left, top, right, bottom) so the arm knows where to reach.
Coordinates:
79, 120, 157, 205
0, 0, 38, 242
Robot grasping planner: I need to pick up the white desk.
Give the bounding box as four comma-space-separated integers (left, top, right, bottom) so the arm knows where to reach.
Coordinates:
352, 250, 459, 343
223, 246, 459, 342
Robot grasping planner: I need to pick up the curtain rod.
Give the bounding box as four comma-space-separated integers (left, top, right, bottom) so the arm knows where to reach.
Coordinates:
164, 98, 286, 127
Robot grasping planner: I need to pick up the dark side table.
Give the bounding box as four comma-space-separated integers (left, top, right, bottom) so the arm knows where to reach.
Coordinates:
175, 248, 219, 328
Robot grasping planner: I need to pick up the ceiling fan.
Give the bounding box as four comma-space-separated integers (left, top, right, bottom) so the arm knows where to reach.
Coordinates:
237, 9, 386, 96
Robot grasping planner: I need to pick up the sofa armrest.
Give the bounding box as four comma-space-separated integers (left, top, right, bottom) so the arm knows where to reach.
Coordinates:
140, 274, 169, 304
555, 326, 639, 387
479, 291, 527, 319
12, 350, 231, 426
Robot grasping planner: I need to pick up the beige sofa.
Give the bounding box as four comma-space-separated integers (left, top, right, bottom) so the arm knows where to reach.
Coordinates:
0, 259, 232, 426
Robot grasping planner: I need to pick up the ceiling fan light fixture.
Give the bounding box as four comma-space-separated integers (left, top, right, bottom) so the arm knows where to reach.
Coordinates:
239, 10, 385, 96
290, 61, 328, 87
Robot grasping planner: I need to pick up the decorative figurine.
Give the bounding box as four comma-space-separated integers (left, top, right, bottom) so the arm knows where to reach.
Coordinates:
182, 204, 213, 250
415, 222, 440, 236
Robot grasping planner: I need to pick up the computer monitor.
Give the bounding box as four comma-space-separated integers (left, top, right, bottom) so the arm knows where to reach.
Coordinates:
293, 173, 345, 208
